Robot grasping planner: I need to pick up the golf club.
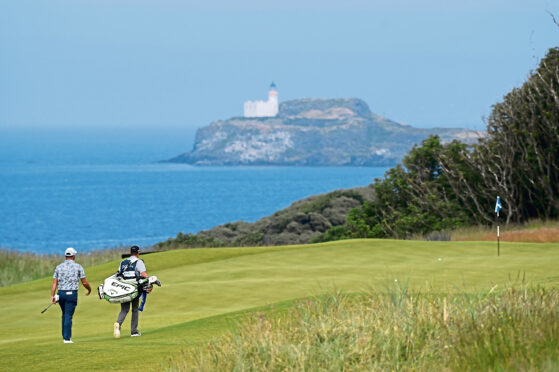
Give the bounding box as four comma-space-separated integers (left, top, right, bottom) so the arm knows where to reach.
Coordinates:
121, 250, 156, 259
41, 295, 59, 314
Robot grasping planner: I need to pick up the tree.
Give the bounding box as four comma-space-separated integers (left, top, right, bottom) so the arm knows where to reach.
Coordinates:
318, 46, 559, 241
469, 47, 559, 223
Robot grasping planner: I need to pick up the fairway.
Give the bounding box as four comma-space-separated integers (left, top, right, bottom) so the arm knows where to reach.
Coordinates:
1, 239, 558, 371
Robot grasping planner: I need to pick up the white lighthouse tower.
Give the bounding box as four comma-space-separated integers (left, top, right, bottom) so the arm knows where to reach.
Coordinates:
244, 82, 279, 117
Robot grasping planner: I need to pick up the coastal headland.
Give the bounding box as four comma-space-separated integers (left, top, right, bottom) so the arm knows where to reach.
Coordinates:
168, 98, 479, 166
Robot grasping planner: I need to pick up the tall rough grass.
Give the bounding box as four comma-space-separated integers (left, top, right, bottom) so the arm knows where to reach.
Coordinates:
453, 220, 559, 243
169, 286, 559, 371
0, 247, 122, 287
413, 220, 559, 243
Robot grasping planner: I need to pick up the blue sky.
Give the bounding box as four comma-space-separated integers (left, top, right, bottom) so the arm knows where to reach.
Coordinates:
1, 0, 558, 133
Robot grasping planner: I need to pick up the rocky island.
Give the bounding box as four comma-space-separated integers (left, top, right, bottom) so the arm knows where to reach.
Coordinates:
167, 97, 479, 166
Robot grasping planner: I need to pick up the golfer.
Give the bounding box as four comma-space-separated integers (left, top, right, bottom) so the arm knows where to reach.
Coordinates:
51, 247, 92, 344
114, 245, 149, 338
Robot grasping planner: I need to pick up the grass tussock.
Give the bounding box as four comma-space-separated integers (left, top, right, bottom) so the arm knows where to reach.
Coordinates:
169, 286, 559, 371
0, 247, 122, 287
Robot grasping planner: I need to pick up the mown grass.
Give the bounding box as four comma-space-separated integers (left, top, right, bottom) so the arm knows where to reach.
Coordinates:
0, 247, 123, 287
169, 286, 559, 371
1, 239, 558, 371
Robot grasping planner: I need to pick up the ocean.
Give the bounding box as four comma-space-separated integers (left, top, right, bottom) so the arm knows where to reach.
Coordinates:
0, 126, 388, 254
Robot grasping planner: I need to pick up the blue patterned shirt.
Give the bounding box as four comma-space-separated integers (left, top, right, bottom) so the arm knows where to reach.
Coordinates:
53, 260, 86, 291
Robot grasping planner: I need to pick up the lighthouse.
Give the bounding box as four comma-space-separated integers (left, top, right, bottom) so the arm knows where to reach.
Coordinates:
244, 82, 279, 117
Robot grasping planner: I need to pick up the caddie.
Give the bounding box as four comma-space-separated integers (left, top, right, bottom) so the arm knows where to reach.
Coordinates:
113, 245, 150, 338
51, 247, 92, 343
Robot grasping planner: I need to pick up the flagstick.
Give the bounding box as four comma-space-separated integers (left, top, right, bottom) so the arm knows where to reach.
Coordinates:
496, 211, 500, 256
495, 196, 501, 257
497, 222, 500, 256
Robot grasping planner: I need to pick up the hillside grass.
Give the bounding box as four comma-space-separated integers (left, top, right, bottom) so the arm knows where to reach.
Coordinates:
1, 239, 558, 371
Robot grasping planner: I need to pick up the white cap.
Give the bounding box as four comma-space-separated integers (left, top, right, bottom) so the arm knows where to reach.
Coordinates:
65, 247, 77, 256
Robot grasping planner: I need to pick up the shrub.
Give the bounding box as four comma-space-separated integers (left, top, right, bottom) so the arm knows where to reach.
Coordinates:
156, 232, 225, 250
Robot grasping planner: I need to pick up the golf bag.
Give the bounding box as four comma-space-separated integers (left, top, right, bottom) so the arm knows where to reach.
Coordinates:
98, 274, 161, 304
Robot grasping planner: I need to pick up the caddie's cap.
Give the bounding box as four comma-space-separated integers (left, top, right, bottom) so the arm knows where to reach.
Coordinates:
65, 247, 77, 256
130, 245, 140, 254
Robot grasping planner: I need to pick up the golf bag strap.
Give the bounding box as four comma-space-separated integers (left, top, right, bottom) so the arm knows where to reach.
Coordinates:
116, 262, 130, 278
118, 262, 130, 275
117, 259, 138, 279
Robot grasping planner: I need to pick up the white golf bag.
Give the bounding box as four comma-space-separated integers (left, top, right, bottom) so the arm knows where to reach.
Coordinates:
98, 274, 161, 304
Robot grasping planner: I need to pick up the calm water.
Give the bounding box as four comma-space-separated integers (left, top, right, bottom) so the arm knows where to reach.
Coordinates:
0, 127, 388, 253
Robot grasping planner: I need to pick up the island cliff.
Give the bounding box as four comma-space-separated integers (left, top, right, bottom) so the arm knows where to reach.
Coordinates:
168, 98, 479, 166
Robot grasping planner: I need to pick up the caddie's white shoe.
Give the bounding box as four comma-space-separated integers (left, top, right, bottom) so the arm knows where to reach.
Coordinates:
113, 322, 120, 339
63, 340, 73, 344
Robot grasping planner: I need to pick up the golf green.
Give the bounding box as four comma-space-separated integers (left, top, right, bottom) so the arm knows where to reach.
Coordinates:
1, 239, 557, 371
